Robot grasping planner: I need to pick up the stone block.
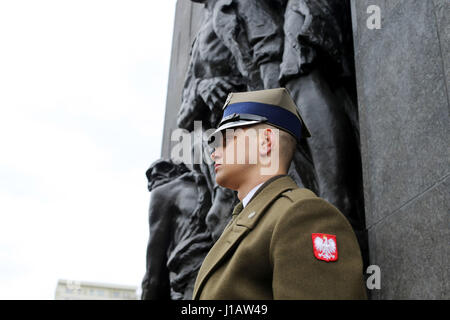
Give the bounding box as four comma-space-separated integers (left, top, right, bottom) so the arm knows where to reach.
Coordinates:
354, 0, 450, 227
161, 1, 204, 159
368, 175, 449, 299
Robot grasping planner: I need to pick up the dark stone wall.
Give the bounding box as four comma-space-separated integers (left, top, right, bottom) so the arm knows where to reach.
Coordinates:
351, 0, 449, 299
161, 1, 204, 160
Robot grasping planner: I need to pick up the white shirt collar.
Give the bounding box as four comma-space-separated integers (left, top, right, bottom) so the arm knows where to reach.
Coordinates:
242, 182, 265, 208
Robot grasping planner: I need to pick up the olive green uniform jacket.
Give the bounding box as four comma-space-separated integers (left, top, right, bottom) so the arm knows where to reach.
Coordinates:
192, 175, 367, 299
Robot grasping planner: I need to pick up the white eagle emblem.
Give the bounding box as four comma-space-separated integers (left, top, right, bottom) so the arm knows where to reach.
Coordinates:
312, 233, 338, 262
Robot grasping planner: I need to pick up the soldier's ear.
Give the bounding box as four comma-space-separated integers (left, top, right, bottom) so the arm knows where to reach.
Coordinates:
258, 128, 273, 156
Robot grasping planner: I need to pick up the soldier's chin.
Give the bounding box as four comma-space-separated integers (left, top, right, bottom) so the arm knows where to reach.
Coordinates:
215, 170, 235, 190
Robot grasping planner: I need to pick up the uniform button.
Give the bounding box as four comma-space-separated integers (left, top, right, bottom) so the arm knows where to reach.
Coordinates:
248, 212, 256, 219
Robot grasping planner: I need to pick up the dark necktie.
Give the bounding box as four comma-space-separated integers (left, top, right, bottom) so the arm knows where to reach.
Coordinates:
231, 201, 244, 217
225, 201, 243, 230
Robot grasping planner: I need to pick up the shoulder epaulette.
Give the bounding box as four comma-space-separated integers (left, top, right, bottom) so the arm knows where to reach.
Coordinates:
280, 188, 317, 203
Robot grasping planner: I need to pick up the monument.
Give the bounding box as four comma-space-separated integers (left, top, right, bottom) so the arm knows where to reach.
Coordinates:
143, 0, 449, 299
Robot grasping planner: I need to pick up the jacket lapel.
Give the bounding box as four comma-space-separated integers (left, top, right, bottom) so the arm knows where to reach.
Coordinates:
193, 175, 299, 299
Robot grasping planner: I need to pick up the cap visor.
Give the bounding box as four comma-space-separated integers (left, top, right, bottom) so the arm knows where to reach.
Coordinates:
207, 119, 263, 141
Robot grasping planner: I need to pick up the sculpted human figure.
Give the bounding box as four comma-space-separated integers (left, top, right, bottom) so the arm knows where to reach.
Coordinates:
177, 0, 246, 131
208, 0, 284, 89
176, 0, 253, 243
280, 0, 367, 263
183, 0, 319, 192
141, 159, 213, 300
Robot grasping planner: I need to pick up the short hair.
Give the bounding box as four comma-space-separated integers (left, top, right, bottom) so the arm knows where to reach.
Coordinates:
249, 123, 297, 170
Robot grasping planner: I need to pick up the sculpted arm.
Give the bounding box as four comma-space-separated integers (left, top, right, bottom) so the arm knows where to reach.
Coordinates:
141, 189, 173, 300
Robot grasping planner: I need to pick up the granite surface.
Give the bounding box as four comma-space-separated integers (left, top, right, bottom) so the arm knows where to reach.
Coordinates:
351, 0, 449, 299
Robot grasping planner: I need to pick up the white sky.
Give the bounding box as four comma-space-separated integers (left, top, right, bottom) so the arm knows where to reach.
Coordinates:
0, 0, 176, 299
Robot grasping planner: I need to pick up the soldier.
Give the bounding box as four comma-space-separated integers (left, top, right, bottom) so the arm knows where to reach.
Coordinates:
192, 88, 367, 299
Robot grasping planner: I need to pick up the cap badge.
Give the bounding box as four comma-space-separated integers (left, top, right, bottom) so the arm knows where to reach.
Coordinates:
311, 233, 338, 262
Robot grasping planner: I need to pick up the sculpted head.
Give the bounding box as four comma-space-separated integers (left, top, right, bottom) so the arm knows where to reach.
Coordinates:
146, 159, 189, 191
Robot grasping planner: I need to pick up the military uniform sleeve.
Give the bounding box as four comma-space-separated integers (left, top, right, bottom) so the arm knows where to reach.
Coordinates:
269, 198, 367, 299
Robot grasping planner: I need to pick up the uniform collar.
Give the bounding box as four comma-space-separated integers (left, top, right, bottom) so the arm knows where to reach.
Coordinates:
242, 182, 264, 208
243, 174, 288, 208
235, 174, 296, 230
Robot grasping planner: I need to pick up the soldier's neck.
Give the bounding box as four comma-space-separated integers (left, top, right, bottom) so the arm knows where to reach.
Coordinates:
236, 169, 287, 201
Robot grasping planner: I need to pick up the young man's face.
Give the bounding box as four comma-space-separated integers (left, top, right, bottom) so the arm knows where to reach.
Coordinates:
210, 125, 280, 190
210, 126, 255, 190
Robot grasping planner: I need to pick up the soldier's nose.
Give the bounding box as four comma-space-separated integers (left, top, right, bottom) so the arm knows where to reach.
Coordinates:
212, 149, 223, 163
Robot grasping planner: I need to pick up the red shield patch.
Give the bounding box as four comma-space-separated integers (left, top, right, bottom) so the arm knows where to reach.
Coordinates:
311, 233, 338, 262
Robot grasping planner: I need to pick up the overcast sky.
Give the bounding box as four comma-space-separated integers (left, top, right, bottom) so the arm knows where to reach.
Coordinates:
0, 0, 176, 299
